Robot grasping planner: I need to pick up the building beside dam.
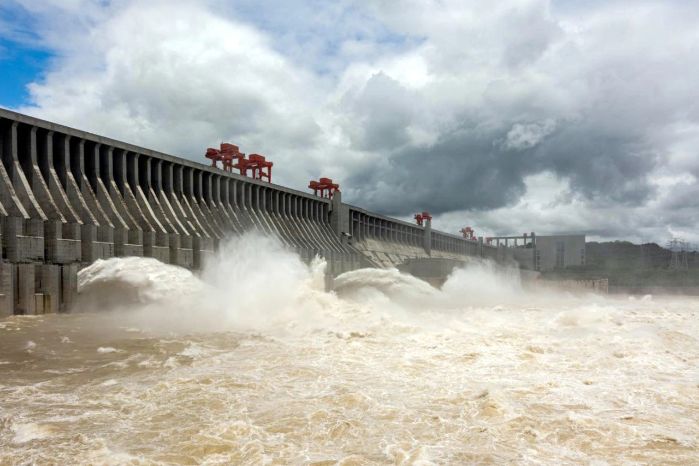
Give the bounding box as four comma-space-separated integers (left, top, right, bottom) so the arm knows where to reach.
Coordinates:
534, 234, 586, 271
1, 108, 530, 315
483, 233, 586, 272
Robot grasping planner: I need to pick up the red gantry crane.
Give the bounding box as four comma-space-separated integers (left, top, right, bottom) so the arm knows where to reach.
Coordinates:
205, 147, 224, 168
460, 226, 478, 241
246, 154, 273, 182
414, 211, 432, 226
204, 143, 273, 182
308, 177, 340, 198
219, 143, 243, 173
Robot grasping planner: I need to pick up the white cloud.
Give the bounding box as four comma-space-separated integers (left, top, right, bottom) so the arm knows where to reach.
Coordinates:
16, 0, 339, 188
4, 0, 699, 241
503, 119, 557, 151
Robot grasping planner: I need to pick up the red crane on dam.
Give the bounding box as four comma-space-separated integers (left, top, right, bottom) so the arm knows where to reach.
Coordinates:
205, 143, 273, 182
460, 226, 478, 241
309, 177, 340, 198
414, 211, 432, 226
220, 143, 242, 173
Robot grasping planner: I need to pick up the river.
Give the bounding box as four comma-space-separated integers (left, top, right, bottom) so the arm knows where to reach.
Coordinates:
1, 235, 697, 464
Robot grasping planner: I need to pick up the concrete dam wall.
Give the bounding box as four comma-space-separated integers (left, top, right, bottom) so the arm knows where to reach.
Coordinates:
0, 108, 509, 316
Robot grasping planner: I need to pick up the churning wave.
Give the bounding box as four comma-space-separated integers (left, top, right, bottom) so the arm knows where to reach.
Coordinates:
0, 232, 694, 464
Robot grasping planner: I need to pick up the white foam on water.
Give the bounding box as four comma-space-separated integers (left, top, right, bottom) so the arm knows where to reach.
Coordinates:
2, 232, 695, 464
11, 422, 54, 443
77, 256, 204, 305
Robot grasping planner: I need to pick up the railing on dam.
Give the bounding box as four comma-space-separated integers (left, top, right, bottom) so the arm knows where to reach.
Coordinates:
349, 206, 424, 247
346, 204, 504, 267
0, 107, 510, 315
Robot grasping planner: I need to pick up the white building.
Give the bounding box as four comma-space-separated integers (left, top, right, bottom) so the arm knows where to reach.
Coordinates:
534, 235, 586, 271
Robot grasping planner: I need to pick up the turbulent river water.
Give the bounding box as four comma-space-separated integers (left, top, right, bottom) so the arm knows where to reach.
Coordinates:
1, 235, 698, 465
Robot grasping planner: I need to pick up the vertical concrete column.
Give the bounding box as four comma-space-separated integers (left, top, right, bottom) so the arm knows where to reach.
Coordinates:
236, 180, 252, 230
2, 121, 47, 222
61, 264, 78, 312
127, 151, 139, 192
110, 149, 142, 251
204, 171, 223, 237
191, 169, 220, 238
423, 217, 432, 256
231, 179, 238, 207
126, 152, 154, 257
98, 146, 130, 256
330, 190, 349, 238
37, 264, 60, 314
100, 148, 114, 189
0, 121, 30, 219
86, 143, 100, 193
151, 158, 185, 265
183, 169, 214, 268
140, 156, 170, 261
59, 135, 97, 227
113, 149, 126, 195
269, 189, 294, 247
90, 143, 114, 239
221, 177, 229, 209
204, 171, 212, 204
42, 131, 82, 247
256, 185, 271, 233
218, 176, 240, 234
173, 164, 183, 197
165, 162, 193, 263
74, 140, 99, 221
240, 180, 246, 208
5, 123, 47, 264
0, 262, 15, 316
3, 216, 23, 262
194, 169, 202, 201
211, 174, 237, 234
16, 263, 36, 315
281, 193, 299, 252
134, 156, 166, 258
23, 129, 50, 231
242, 182, 260, 230
27, 126, 63, 220
160, 163, 192, 267
75, 140, 99, 264
139, 154, 150, 192
151, 158, 162, 194
177, 166, 205, 237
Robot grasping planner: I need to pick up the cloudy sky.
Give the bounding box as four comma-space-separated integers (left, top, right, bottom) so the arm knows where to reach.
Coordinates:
1, 0, 698, 243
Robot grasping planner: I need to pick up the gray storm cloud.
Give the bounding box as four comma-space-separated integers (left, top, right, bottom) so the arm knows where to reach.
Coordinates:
3, 0, 699, 242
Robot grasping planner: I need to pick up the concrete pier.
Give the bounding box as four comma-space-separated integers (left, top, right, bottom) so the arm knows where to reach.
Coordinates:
0, 108, 508, 315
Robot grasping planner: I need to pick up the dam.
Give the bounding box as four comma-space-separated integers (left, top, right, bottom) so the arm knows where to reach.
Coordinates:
0, 107, 515, 316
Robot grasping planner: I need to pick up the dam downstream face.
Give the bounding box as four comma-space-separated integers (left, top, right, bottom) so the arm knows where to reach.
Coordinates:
1, 239, 698, 464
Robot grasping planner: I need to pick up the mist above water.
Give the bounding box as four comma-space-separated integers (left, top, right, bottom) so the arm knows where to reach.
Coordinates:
1, 233, 698, 464
76, 234, 334, 334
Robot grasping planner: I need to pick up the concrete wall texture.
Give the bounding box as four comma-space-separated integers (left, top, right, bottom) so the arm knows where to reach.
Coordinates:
0, 108, 507, 315
534, 235, 586, 271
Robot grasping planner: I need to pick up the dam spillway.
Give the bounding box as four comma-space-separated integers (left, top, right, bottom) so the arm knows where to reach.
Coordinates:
0, 107, 511, 315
